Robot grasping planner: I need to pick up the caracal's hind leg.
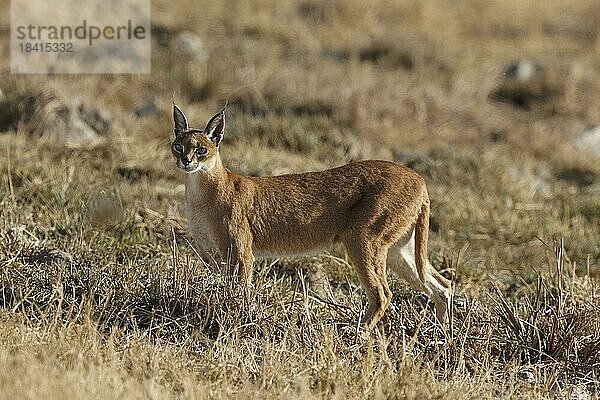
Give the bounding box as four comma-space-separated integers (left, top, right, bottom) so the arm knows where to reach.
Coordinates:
344, 235, 391, 331
387, 229, 451, 323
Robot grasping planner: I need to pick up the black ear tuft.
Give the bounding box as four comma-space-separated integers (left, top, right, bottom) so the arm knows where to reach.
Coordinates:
173, 102, 189, 136
204, 105, 226, 146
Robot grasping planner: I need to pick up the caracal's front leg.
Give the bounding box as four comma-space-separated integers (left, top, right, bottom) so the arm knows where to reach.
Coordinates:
191, 237, 218, 266
216, 219, 254, 286
233, 242, 254, 286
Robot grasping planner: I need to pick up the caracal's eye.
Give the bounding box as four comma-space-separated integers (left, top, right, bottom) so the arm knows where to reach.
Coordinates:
195, 147, 207, 156
172, 143, 184, 153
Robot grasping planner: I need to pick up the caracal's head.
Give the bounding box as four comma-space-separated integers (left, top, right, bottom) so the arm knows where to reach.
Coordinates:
171, 103, 225, 174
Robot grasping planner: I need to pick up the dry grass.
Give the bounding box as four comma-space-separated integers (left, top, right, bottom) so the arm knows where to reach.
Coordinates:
0, 0, 599, 398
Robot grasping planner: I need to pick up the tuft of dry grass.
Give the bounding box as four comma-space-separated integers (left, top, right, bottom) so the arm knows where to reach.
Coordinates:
1, 215, 598, 398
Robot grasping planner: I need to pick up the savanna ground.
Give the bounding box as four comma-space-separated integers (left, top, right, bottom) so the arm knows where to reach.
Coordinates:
1, 0, 600, 398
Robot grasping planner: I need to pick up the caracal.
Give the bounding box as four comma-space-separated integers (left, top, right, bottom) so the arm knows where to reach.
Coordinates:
171, 104, 452, 329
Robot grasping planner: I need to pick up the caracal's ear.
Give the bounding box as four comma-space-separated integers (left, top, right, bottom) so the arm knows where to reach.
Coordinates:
173, 102, 189, 137
204, 104, 226, 147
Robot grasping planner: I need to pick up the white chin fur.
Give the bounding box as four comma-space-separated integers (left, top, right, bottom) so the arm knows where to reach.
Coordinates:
179, 156, 216, 174
179, 161, 210, 174
183, 164, 207, 174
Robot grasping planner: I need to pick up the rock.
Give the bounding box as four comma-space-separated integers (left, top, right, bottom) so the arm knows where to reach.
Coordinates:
503, 59, 542, 82
67, 113, 99, 142
491, 60, 558, 110
506, 165, 551, 196
0, 85, 111, 142
27, 94, 103, 142
359, 41, 414, 70
77, 102, 111, 135
175, 31, 207, 61
573, 126, 600, 159
516, 368, 536, 384
321, 48, 350, 63
555, 166, 596, 187
0, 88, 5, 102
134, 102, 159, 117
117, 167, 152, 182
152, 25, 173, 47
44, 101, 109, 143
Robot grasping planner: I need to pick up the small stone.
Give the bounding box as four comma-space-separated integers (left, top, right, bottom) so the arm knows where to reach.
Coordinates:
117, 167, 151, 182
492, 60, 549, 109
574, 126, 600, 159
134, 102, 159, 117
503, 59, 542, 82
505, 165, 551, 196
321, 48, 350, 63
517, 368, 536, 384
152, 25, 173, 47
175, 31, 207, 61
68, 114, 99, 142
78, 103, 111, 135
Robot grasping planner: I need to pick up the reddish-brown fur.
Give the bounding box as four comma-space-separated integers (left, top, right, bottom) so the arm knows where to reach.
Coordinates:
414, 199, 430, 283
171, 104, 451, 329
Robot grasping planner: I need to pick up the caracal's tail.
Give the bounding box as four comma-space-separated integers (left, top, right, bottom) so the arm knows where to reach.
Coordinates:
414, 193, 430, 283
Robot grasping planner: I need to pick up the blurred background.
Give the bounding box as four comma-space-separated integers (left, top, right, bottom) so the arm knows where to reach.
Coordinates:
2, 0, 597, 280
